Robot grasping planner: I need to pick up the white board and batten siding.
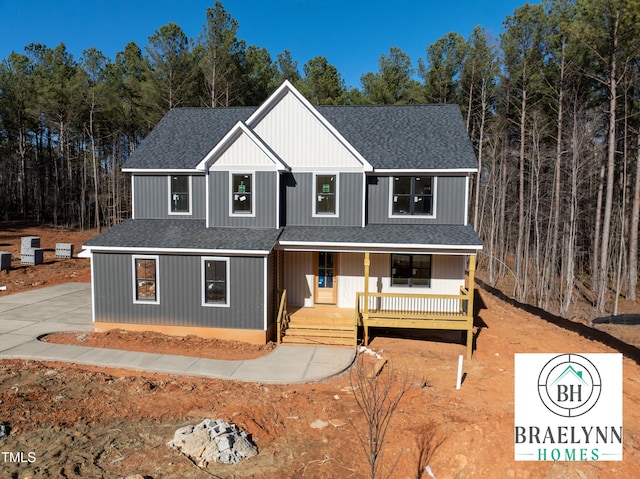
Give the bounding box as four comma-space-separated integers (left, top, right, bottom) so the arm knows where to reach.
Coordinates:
338, 253, 465, 310
283, 251, 315, 307
208, 129, 281, 171
284, 252, 465, 310
252, 93, 364, 172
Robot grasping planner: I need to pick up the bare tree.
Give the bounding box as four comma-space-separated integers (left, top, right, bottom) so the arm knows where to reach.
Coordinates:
349, 354, 411, 479
629, 130, 640, 301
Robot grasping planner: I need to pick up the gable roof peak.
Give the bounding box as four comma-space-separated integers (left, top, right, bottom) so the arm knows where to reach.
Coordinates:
246, 80, 373, 172
196, 120, 289, 171
246, 80, 312, 127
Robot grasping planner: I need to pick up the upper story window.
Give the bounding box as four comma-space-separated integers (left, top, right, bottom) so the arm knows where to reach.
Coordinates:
231, 173, 253, 215
391, 176, 435, 216
169, 175, 191, 214
314, 174, 338, 216
391, 254, 431, 287
133, 255, 159, 304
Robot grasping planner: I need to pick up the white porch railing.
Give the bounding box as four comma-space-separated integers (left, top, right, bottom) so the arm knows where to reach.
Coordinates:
356, 287, 470, 318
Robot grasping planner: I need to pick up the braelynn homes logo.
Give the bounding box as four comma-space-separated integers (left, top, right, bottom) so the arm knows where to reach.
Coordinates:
538, 354, 602, 418
514, 353, 622, 461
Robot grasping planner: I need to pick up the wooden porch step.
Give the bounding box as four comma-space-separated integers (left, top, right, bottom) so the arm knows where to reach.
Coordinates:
285, 328, 355, 338
281, 323, 357, 347
288, 316, 354, 325
282, 306, 357, 347
286, 321, 354, 330
281, 334, 355, 347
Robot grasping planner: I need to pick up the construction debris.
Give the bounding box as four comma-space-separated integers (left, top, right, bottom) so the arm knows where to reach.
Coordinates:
168, 418, 258, 467
310, 419, 329, 429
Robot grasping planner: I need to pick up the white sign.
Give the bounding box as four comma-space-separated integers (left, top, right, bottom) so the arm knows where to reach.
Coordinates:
514, 353, 622, 461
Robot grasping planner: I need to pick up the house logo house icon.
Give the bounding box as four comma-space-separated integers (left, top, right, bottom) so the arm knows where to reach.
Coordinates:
537, 354, 602, 417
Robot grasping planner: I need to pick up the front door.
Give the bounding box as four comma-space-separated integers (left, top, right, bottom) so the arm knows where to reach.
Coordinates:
315, 252, 337, 304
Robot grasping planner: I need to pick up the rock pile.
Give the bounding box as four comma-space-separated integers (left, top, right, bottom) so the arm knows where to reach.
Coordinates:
168, 419, 258, 466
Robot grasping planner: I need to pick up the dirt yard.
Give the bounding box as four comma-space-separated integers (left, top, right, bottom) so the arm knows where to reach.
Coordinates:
1, 224, 640, 478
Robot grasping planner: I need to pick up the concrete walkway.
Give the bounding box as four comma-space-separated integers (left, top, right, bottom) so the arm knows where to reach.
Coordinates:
0, 283, 355, 384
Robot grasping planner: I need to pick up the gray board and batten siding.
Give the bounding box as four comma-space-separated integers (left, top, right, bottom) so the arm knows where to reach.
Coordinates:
283, 172, 363, 227
208, 171, 278, 228
367, 175, 467, 225
92, 252, 269, 331
133, 175, 206, 220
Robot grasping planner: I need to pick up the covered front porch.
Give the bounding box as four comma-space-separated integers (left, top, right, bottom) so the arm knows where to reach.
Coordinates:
275, 244, 479, 357
357, 252, 476, 358
274, 224, 482, 356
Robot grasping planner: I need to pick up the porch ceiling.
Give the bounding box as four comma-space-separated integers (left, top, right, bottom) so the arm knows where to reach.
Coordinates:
278, 224, 482, 254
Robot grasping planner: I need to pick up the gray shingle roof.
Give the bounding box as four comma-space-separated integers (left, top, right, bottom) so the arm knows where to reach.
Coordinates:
124, 103, 476, 171
124, 107, 257, 170
84, 219, 281, 252
318, 104, 477, 170
279, 224, 482, 250
85, 221, 481, 252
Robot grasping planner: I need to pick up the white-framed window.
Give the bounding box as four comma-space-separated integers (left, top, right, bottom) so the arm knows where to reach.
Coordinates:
168, 175, 192, 214
132, 255, 160, 304
391, 254, 432, 287
202, 257, 230, 307
389, 176, 436, 217
230, 173, 254, 216
313, 173, 338, 217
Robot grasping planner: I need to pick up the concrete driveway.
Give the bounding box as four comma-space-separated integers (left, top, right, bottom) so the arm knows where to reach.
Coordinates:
0, 283, 355, 383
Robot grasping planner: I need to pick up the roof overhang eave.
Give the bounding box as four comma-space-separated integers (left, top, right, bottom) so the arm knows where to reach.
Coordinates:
82, 245, 274, 257
122, 168, 204, 174
371, 168, 478, 175
277, 240, 482, 255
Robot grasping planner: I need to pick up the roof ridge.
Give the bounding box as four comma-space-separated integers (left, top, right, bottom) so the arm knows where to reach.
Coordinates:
167, 106, 258, 111
166, 104, 460, 111
318, 103, 459, 108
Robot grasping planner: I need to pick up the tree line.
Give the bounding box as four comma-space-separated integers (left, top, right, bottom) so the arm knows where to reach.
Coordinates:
1, 0, 639, 316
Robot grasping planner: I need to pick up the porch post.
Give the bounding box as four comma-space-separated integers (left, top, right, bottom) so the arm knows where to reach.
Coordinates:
363, 251, 370, 344
466, 254, 477, 359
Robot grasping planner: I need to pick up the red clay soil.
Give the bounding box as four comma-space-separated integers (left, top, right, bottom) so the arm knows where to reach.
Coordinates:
1, 224, 640, 478
43, 329, 277, 360
0, 222, 95, 295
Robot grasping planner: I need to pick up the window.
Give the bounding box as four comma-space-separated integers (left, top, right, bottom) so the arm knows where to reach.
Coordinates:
317, 252, 335, 289
232, 173, 253, 215
133, 255, 159, 303
391, 176, 434, 216
314, 174, 337, 216
169, 175, 191, 214
202, 258, 229, 306
391, 254, 431, 287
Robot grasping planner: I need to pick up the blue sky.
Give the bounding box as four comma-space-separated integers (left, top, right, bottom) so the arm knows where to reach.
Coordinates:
0, 0, 537, 89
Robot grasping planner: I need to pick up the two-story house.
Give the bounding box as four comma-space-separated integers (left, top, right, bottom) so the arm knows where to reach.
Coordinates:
83, 81, 482, 358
